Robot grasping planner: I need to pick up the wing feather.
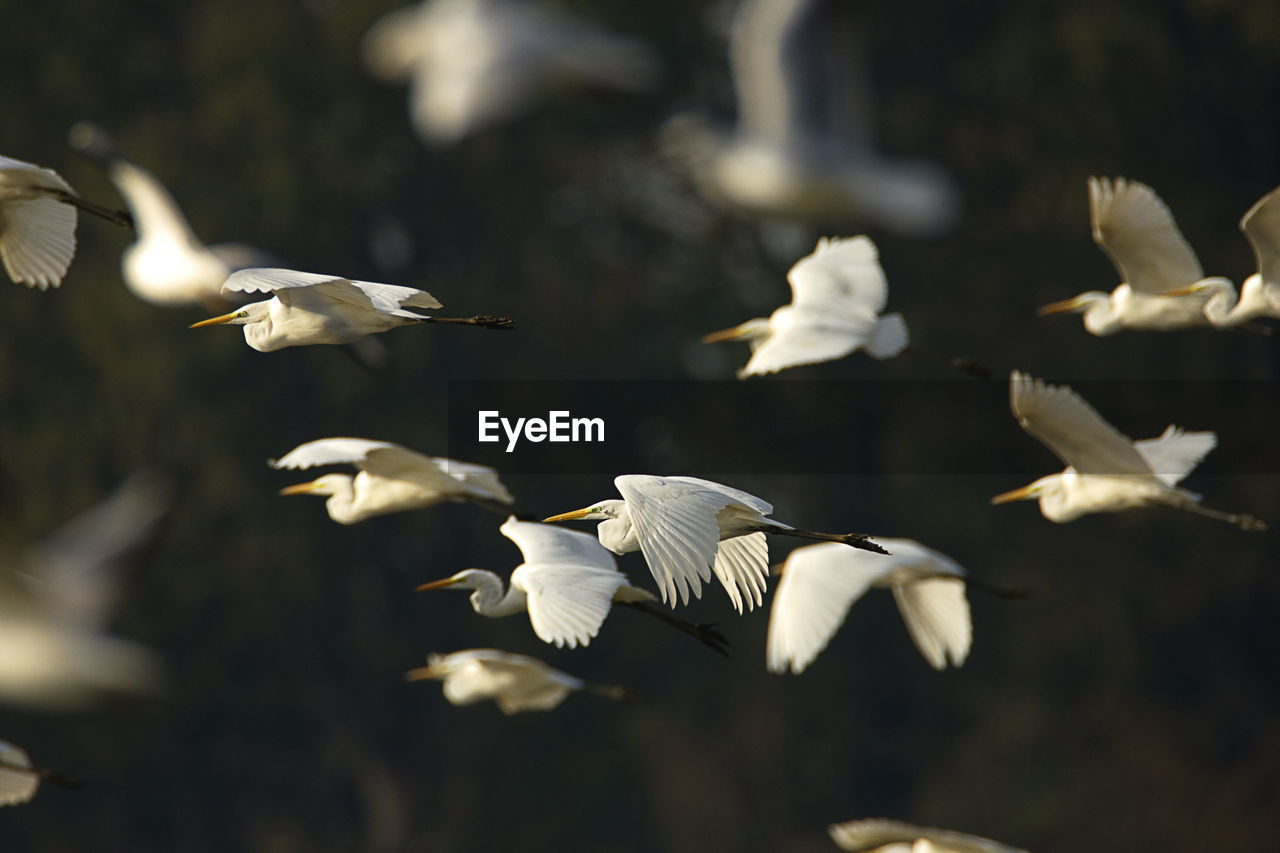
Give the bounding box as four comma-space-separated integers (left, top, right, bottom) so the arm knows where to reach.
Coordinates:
517, 563, 624, 648
829, 818, 1029, 853
711, 532, 769, 613
1009, 371, 1152, 475
0, 196, 77, 289
892, 578, 971, 670
615, 475, 727, 606
1241, 185, 1280, 292
1088, 176, 1203, 293
1133, 426, 1216, 486
0, 740, 38, 806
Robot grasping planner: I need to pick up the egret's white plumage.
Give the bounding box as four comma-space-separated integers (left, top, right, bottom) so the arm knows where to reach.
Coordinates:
767, 540, 970, 674
417, 517, 654, 648
271, 437, 513, 523
992, 372, 1264, 530
662, 0, 958, 233
545, 475, 884, 612
362, 0, 657, 145
0, 155, 81, 289
406, 648, 628, 714
0, 741, 39, 806
829, 818, 1029, 853
1040, 177, 1218, 334
704, 236, 907, 376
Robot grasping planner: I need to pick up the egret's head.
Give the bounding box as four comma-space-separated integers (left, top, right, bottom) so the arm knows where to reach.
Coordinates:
702, 317, 773, 344
279, 474, 349, 498
404, 653, 446, 682
189, 307, 253, 328
543, 500, 624, 523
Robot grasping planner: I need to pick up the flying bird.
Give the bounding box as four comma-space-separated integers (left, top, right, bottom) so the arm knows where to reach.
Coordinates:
271, 437, 513, 523
189, 267, 512, 351
0, 740, 81, 806
1, 153, 131, 289
766, 540, 971, 674
828, 818, 1029, 853
361, 0, 658, 145
1161, 184, 1280, 327
661, 0, 959, 233
992, 371, 1266, 531
68, 122, 276, 308
1039, 177, 1220, 334
544, 475, 886, 612
406, 648, 635, 714
704, 236, 907, 376
417, 517, 729, 654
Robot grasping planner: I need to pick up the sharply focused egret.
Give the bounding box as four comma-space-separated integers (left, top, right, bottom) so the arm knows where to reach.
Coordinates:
661, 0, 958, 233
406, 648, 634, 714
0, 474, 169, 709
992, 372, 1266, 530
417, 517, 729, 654
271, 438, 513, 523
766, 540, 971, 674
1, 154, 131, 289
361, 0, 658, 145
1161, 184, 1280, 327
0, 740, 81, 806
544, 475, 886, 611
829, 818, 1029, 853
703, 236, 908, 376
190, 268, 512, 351
1039, 177, 1219, 334
69, 122, 276, 307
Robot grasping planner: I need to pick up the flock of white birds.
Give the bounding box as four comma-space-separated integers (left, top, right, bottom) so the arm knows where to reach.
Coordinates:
1, 0, 1275, 849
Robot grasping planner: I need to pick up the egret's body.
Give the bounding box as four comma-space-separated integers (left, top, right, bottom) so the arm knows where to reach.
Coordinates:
362, 0, 657, 144
992, 372, 1265, 530
705, 236, 907, 376
767, 540, 970, 674
662, 0, 957, 233
406, 648, 630, 714
829, 819, 1029, 853
545, 475, 884, 612
272, 437, 512, 523
1040, 176, 1217, 334
69, 123, 273, 307
190, 267, 511, 351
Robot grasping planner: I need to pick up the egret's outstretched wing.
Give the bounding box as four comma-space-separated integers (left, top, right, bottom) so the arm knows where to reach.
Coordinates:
893, 578, 970, 670
0, 156, 78, 289
516, 563, 626, 648
767, 542, 889, 674
788, 236, 889, 317
500, 518, 619, 571
223, 268, 442, 314
829, 818, 1029, 853
0, 741, 38, 806
1009, 371, 1151, 475
1241, 185, 1280, 292
711, 532, 769, 613
1133, 425, 1216, 487
1088, 176, 1203, 293
436, 459, 514, 503
741, 314, 874, 376
269, 438, 399, 471
614, 475, 730, 606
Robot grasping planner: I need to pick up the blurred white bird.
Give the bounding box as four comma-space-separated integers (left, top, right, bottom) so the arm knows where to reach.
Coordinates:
766, 540, 971, 674
992, 372, 1266, 531
271, 437, 513, 523
68, 122, 276, 308
1, 153, 131, 289
406, 648, 634, 714
0, 474, 169, 709
190, 267, 512, 351
0, 740, 81, 806
704, 236, 908, 376
544, 475, 886, 612
361, 0, 658, 145
1039, 177, 1220, 334
829, 818, 1029, 853
1160, 184, 1280, 328
661, 0, 959, 234
417, 517, 729, 654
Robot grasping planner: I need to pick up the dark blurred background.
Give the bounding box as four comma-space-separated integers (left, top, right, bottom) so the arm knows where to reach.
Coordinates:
2, 0, 1278, 850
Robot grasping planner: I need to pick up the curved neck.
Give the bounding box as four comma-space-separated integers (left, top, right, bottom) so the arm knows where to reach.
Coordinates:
597, 507, 640, 554
467, 571, 526, 618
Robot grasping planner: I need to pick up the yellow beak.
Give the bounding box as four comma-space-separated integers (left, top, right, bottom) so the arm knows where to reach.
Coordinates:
1160, 283, 1202, 298
404, 665, 441, 682
991, 485, 1036, 505
1037, 297, 1084, 316
279, 481, 321, 496
542, 508, 593, 523
702, 324, 752, 343
415, 577, 462, 592
189, 310, 241, 328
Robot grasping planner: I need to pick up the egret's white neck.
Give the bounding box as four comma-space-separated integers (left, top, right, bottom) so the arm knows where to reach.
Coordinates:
458, 570, 527, 618
596, 503, 640, 555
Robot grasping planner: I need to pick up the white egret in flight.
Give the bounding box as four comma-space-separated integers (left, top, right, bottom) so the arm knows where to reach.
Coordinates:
829, 818, 1029, 853
661, 0, 958, 233
1039, 176, 1220, 334
0, 740, 81, 806
704, 236, 908, 377
1, 154, 131, 289
271, 437, 513, 523
766, 540, 971, 674
0, 474, 169, 709
417, 517, 729, 654
68, 122, 276, 308
992, 372, 1266, 531
189, 267, 512, 351
406, 648, 634, 714
544, 475, 886, 611
361, 0, 658, 145
1161, 184, 1280, 327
